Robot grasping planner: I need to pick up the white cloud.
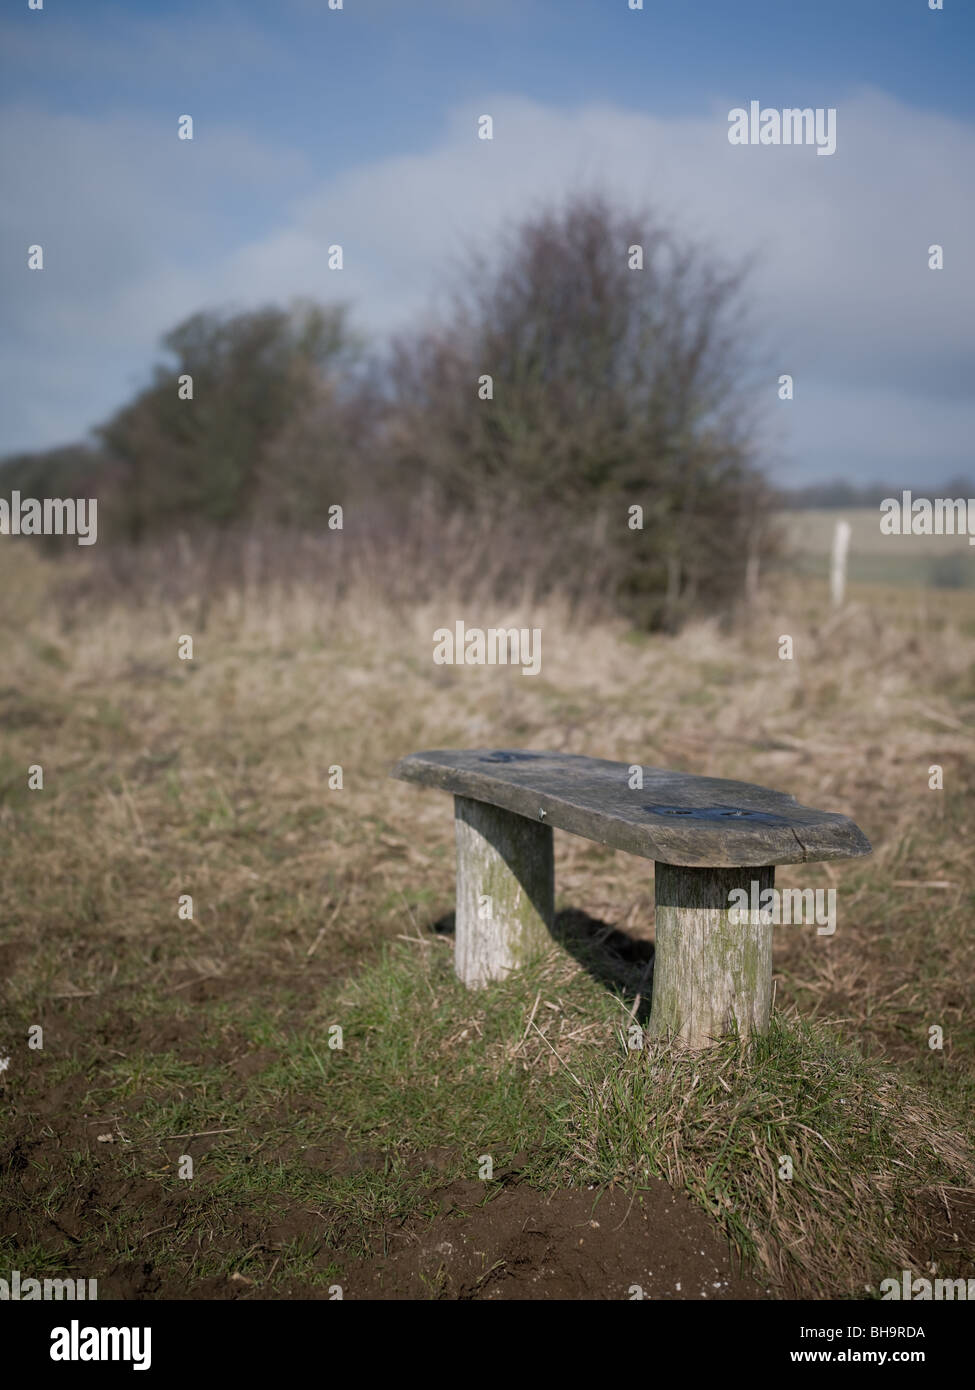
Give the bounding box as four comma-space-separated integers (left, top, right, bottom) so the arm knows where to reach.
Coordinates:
2, 89, 973, 481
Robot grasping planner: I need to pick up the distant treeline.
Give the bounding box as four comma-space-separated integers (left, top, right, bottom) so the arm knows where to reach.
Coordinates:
778, 478, 974, 510
1, 194, 783, 628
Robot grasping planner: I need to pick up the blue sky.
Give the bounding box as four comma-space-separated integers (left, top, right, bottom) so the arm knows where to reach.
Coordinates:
1, 0, 973, 484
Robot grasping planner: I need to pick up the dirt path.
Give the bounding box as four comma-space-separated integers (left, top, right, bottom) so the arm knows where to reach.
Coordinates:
346, 1174, 769, 1300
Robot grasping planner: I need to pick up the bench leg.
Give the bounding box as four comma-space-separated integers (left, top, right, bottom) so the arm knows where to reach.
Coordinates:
650, 862, 775, 1049
453, 795, 554, 988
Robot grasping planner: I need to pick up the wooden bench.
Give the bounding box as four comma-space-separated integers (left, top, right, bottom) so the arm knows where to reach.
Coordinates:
392, 749, 871, 1048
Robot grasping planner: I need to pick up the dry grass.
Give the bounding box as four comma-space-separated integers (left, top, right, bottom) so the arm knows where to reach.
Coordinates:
1, 540, 973, 1297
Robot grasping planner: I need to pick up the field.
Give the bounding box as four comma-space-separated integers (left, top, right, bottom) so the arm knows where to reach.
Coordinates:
1, 537, 974, 1300
780, 507, 975, 590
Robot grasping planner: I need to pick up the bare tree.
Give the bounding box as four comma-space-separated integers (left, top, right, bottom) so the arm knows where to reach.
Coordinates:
380, 192, 776, 627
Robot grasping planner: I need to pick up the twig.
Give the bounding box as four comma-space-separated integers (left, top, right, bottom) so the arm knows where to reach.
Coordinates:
891, 880, 955, 889
140, 1221, 179, 1240
398, 891, 420, 932
307, 894, 346, 959
164, 1127, 239, 1140
911, 703, 969, 733
528, 1018, 585, 1090
521, 991, 542, 1041
470, 1258, 506, 1291
169, 973, 221, 992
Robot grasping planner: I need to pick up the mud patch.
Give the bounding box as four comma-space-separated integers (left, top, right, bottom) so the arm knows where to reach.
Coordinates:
345, 1175, 770, 1300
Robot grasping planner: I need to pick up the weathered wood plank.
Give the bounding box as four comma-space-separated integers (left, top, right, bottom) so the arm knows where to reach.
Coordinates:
392, 749, 870, 868
651, 863, 775, 1048
453, 795, 554, 987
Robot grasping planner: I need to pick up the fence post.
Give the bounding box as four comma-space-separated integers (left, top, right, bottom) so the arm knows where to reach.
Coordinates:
830, 519, 851, 608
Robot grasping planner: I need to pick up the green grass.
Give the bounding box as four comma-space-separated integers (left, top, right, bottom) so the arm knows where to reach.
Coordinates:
5, 937, 972, 1297
1, 547, 974, 1298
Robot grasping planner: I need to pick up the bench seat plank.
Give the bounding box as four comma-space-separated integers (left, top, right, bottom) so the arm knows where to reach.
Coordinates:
392, 748, 871, 868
